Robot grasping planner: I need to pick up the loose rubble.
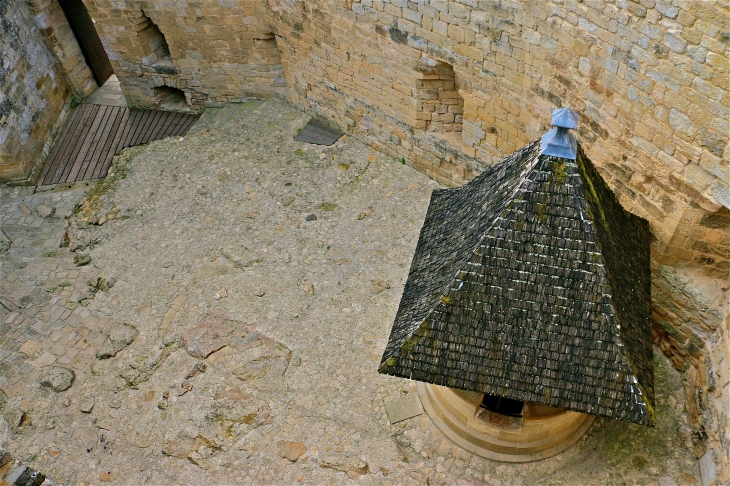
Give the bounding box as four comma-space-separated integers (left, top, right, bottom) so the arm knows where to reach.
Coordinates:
39, 367, 75, 393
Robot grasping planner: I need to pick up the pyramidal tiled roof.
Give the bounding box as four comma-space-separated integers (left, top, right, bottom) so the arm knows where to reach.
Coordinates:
379, 140, 654, 426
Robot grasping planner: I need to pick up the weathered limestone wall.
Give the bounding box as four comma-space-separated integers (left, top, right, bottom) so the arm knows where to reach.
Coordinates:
711, 313, 730, 480
0, 0, 67, 181
88, 0, 728, 273
652, 264, 729, 480
50, 0, 730, 479
0, 0, 95, 183
85, 3, 285, 109
27, 0, 97, 100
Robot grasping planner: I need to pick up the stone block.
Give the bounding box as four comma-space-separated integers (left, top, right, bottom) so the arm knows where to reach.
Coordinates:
706, 53, 729, 74
385, 393, 423, 424
668, 108, 698, 139
699, 450, 716, 486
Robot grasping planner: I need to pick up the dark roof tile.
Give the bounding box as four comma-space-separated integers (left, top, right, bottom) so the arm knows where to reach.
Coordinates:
379, 140, 654, 426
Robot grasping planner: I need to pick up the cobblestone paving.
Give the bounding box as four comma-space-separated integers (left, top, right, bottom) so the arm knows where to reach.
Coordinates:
0, 185, 100, 397
0, 99, 701, 485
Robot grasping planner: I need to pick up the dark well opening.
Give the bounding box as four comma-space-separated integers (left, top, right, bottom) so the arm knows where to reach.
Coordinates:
480, 394, 524, 417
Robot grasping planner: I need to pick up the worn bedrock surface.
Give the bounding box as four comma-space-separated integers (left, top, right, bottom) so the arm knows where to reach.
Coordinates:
0, 99, 699, 485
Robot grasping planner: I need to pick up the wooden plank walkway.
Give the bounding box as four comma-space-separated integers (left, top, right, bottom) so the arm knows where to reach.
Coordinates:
39, 105, 199, 186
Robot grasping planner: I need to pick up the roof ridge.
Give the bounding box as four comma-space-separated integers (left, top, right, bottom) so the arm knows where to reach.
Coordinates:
380, 142, 542, 372
563, 154, 652, 424
573, 146, 654, 424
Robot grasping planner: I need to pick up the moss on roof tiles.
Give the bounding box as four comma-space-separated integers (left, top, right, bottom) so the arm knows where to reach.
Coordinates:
379, 140, 654, 426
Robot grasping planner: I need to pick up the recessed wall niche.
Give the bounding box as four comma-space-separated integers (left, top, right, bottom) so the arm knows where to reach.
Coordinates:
151, 86, 190, 110
251, 33, 287, 90
137, 13, 174, 74
416, 61, 464, 146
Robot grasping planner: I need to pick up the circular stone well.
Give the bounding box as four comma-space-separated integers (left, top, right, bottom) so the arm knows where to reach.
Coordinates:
418, 383, 595, 462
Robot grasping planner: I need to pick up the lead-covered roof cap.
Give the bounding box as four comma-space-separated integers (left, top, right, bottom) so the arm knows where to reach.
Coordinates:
379, 133, 654, 426
541, 107, 579, 159
551, 107, 579, 129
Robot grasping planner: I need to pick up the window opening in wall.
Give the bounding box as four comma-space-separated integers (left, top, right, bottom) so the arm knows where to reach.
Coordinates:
252, 33, 287, 89
138, 13, 174, 73
417, 61, 464, 146
480, 394, 524, 417
152, 86, 189, 111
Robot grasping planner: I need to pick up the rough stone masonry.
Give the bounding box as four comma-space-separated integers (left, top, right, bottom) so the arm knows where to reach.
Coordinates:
0, 0, 728, 482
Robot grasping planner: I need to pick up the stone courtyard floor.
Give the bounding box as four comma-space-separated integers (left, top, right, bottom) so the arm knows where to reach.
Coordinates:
0, 99, 702, 485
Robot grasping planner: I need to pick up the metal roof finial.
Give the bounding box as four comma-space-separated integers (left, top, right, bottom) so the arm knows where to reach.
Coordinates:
541, 108, 578, 159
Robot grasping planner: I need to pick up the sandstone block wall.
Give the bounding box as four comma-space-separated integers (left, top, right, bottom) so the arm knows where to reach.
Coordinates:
28, 0, 97, 100
652, 264, 729, 480
0, 0, 67, 181
87, 4, 286, 109
0, 0, 95, 182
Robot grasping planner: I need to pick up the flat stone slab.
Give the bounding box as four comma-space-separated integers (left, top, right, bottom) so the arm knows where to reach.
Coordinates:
699, 451, 716, 486
294, 119, 343, 146
385, 393, 423, 424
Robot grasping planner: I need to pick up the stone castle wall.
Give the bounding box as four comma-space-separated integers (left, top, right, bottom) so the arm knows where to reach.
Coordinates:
652, 264, 729, 479
29, 0, 97, 101
0, 0, 67, 182
88, 3, 286, 109
2, 0, 728, 479
0, 0, 96, 182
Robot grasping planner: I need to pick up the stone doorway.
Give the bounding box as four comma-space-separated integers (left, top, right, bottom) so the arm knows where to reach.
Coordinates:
58, 0, 114, 86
